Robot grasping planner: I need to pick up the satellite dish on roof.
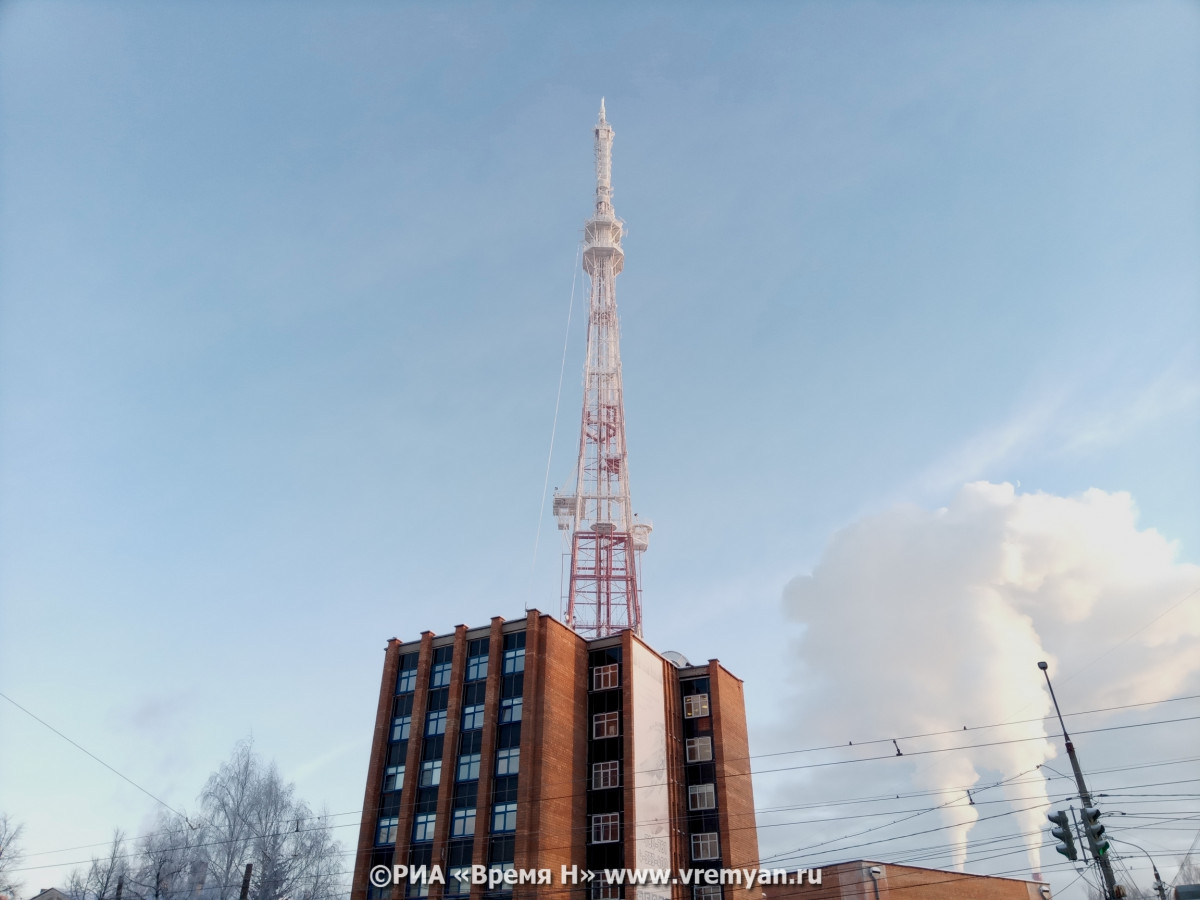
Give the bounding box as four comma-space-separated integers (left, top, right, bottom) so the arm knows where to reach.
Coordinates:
661, 650, 691, 668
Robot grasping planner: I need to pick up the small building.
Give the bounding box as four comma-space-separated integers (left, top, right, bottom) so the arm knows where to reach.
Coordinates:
761, 861, 1050, 900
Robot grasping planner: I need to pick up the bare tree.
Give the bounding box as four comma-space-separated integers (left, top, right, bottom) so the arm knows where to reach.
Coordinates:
127, 813, 203, 900
197, 741, 342, 900
66, 831, 129, 900
0, 814, 25, 900
1176, 852, 1200, 887
62, 742, 342, 900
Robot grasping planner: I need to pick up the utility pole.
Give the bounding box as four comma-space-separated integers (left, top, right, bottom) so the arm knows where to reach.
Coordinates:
240, 864, 253, 900
1038, 661, 1120, 899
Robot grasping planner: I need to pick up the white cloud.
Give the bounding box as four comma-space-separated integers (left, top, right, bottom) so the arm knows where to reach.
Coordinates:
774, 483, 1200, 879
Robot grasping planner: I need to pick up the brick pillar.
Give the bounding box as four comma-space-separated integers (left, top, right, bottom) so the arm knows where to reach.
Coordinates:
393, 633, 436, 891
468, 617, 506, 900
709, 661, 757, 900
352, 638, 403, 900
513, 611, 542, 898
429, 626, 469, 900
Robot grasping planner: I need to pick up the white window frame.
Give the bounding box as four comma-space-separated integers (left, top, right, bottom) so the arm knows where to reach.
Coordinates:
685, 737, 713, 762
496, 747, 520, 776
592, 882, 621, 900
683, 694, 710, 719
691, 832, 719, 861
688, 783, 716, 811
592, 711, 620, 739
694, 886, 722, 900
591, 812, 620, 844
592, 663, 619, 691
592, 760, 620, 790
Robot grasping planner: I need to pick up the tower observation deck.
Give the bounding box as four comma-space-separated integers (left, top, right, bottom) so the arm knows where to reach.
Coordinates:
554, 101, 651, 639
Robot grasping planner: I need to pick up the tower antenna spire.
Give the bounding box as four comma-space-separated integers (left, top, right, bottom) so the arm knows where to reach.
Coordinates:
553, 102, 651, 639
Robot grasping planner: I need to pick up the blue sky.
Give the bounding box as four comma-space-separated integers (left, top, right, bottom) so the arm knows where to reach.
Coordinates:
1, 3, 1197, 897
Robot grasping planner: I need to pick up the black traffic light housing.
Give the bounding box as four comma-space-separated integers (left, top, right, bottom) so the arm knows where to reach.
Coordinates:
1047, 809, 1079, 862
1081, 807, 1110, 858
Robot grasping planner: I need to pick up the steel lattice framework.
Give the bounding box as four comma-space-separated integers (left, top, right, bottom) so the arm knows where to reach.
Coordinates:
554, 101, 651, 639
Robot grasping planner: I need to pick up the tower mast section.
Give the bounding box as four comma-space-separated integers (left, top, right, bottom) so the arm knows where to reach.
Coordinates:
555, 101, 651, 639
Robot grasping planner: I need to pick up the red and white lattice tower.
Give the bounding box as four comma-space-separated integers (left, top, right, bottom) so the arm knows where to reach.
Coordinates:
553, 100, 652, 639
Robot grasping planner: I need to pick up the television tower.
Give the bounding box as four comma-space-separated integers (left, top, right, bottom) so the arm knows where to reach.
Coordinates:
553, 100, 652, 639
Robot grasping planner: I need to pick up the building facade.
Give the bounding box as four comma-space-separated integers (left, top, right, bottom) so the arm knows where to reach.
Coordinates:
350, 610, 759, 900
761, 862, 1051, 900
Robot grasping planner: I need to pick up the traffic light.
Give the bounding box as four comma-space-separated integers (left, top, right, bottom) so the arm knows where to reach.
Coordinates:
1081, 807, 1110, 857
1047, 810, 1078, 861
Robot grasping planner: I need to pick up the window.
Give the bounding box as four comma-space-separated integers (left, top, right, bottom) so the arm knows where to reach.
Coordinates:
391, 715, 411, 742
488, 862, 514, 888
694, 887, 722, 900
683, 694, 710, 718
688, 784, 716, 811
500, 697, 523, 723
461, 704, 485, 731
446, 869, 471, 895
426, 709, 447, 736
591, 812, 620, 844
592, 664, 619, 690
376, 816, 399, 845
384, 764, 405, 792
685, 737, 713, 763
592, 882, 621, 900
457, 753, 481, 781
592, 760, 620, 789
496, 747, 520, 776
406, 882, 429, 899
413, 813, 437, 842
451, 807, 476, 838
492, 801, 517, 833
466, 654, 488, 682
430, 661, 452, 689
691, 832, 719, 861
396, 656, 418, 693
493, 774, 518, 803
420, 759, 442, 788
593, 711, 620, 739
503, 648, 525, 675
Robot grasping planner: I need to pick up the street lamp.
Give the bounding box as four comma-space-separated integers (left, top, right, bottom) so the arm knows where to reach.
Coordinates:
867, 866, 882, 900
1110, 837, 1167, 900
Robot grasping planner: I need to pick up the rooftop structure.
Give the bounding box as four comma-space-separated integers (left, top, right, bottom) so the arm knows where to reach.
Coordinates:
554, 101, 651, 640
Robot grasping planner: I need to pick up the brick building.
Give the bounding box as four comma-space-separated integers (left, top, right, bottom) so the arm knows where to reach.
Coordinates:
760, 862, 1050, 900
350, 610, 760, 900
